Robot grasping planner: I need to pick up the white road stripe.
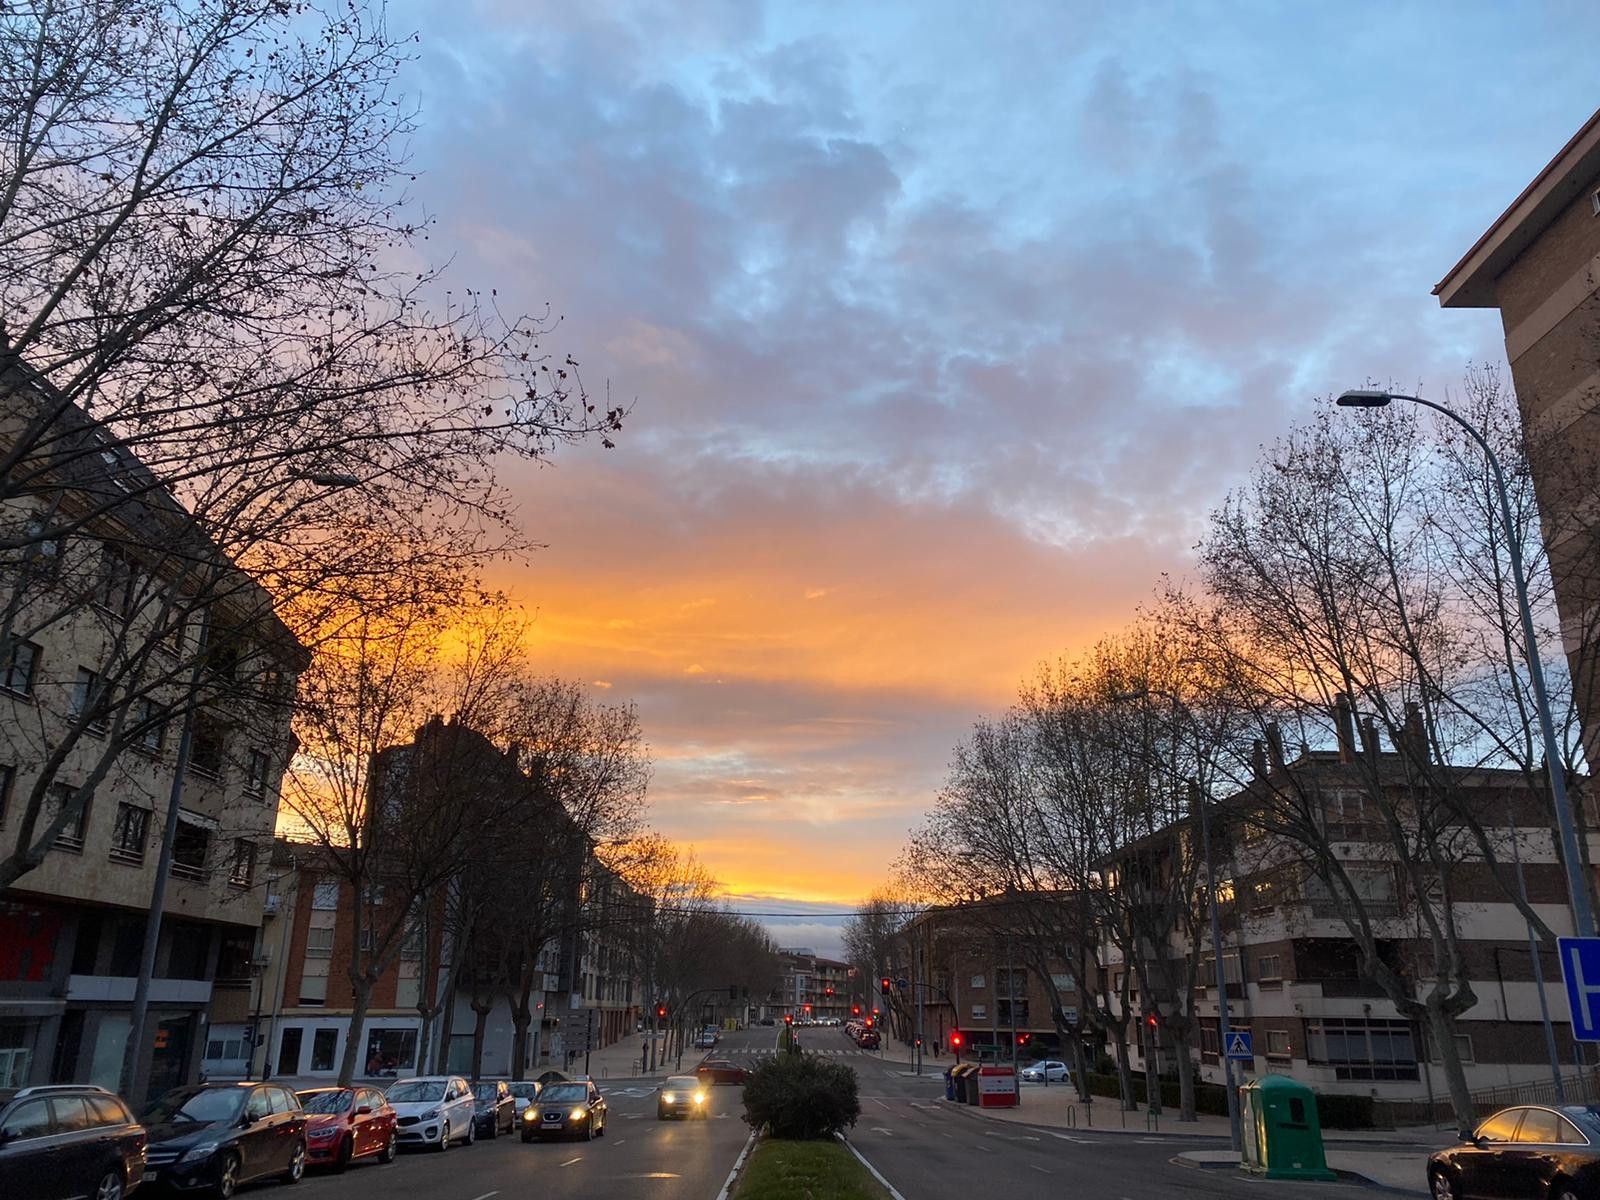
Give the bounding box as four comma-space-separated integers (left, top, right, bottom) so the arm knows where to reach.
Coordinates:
838, 1136, 908, 1200
714, 1130, 758, 1200
559, 1157, 581, 1167
467, 1193, 499, 1200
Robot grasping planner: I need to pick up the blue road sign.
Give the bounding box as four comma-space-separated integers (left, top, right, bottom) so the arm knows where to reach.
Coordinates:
1224, 1031, 1254, 1061
1559, 937, 1600, 1041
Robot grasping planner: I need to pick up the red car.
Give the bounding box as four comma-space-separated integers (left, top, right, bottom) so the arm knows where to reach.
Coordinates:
296, 1086, 398, 1171
695, 1060, 749, 1085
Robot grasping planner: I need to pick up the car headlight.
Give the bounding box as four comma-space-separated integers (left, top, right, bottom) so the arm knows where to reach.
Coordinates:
181, 1142, 219, 1163
421, 1108, 439, 1120
308, 1128, 339, 1140
522, 1108, 536, 1121
693, 1093, 706, 1104
569, 1106, 587, 1121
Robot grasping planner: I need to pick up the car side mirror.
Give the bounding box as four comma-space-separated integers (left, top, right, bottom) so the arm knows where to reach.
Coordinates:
356, 1105, 372, 1116
238, 1113, 255, 1128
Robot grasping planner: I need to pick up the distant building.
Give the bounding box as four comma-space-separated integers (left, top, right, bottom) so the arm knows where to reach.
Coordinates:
1435, 105, 1600, 766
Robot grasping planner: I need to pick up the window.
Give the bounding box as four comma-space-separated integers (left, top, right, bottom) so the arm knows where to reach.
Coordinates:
46, 783, 88, 852
110, 803, 150, 865
1305, 1017, 1418, 1082
49, 1095, 91, 1132
96, 543, 139, 614
245, 1089, 272, 1120
1248, 875, 1280, 910
312, 881, 340, 910
87, 1096, 130, 1126
310, 1028, 338, 1072
133, 699, 165, 754
269, 1088, 297, 1115
400, 921, 425, 961
1476, 1110, 1522, 1143
1454, 1033, 1475, 1064
305, 927, 334, 959
299, 974, 328, 1004
1257, 954, 1282, 982
189, 712, 226, 779
363, 1028, 417, 1074
0, 1098, 51, 1140
1517, 1109, 1560, 1144
0, 763, 13, 825
359, 928, 375, 952
228, 839, 256, 888
171, 818, 209, 882
2, 639, 40, 695
72, 668, 109, 733
1266, 1029, 1291, 1058
246, 750, 270, 796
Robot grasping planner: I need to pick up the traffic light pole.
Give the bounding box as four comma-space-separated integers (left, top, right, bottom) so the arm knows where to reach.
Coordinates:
913, 936, 924, 1076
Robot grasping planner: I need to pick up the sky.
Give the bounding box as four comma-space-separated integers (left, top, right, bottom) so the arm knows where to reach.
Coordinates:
385, 0, 1600, 957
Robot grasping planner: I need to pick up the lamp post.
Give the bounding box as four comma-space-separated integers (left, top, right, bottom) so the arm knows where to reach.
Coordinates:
1336, 389, 1595, 939
1112, 687, 1242, 1152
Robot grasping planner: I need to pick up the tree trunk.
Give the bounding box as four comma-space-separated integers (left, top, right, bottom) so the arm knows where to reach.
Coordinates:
1061, 1021, 1090, 1102
435, 981, 458, 1073
1174, 1027, 1197, 1122
470, 1002, 490, 1080
1425, 1001, 1475, 1130
337, 977, 375, 1086
1113, 1030, 1135, 1110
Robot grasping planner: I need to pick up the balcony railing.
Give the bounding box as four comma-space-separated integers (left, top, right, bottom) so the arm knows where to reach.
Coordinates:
170, 860, 208, 883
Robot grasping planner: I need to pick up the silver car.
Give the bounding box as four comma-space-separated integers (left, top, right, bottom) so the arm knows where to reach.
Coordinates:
1019, 1060, 1071, 1083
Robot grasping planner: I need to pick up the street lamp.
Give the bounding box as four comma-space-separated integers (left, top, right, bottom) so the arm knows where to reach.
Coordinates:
1335, 389, 1595, 939
1112, 686, 1242, 1152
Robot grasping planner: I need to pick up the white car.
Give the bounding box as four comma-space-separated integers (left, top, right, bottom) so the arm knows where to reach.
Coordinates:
385, 1075, 477, 1150
506, 1081, 541, 1118
1019, 1060, 1072, 1083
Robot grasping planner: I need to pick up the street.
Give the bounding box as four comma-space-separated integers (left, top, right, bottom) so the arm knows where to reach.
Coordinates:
214, 1027, 1428, 1200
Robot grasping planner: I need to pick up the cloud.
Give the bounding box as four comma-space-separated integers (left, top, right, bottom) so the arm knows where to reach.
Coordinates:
388, 0, 1600, 902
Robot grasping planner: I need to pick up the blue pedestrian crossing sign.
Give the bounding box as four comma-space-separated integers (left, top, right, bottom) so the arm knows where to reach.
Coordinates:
1224, 1031, 1253, 1060
1559, 937, 1600, 1041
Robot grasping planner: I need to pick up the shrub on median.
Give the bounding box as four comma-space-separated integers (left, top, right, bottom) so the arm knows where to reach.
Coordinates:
742, 1051, 861, 1139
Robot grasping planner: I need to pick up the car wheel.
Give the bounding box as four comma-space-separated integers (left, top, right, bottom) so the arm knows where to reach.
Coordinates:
214, 1152, 240, 1200
333, 1135, 353, 1172
92, 1168, 124, 1200
1550, 1183, 1580, 1200
596, 1114, 606, 1137
583, 1119, 594, 1141
1428, 1169, 1455, 1200
436, 1121, 450, 1152
484, 1116, 497, 1140
464, 1118, 476, 1146
378, 1131, 397, 1164
281, 1141, 305, 1184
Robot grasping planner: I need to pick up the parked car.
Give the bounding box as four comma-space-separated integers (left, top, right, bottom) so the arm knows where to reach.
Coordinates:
505, 1082, 541, 1119
758, 1018, 775, 1027
295, 1087, 396, 1171
520, 1081, 607, 1142
470, 1082, 516, 1139
656, 1076, 708, 1120
141, 1081, 306, 1198
532, 1071, 569, 1088
693, 1032, 718, 1049
1019, 1060, 1071, 1084
857, 1029, 881, 1050
0, 1084, 147, 1200
384, 1076, 475, 1152
1428, 1104, 1600, 1200
695, 1060, 749, 1086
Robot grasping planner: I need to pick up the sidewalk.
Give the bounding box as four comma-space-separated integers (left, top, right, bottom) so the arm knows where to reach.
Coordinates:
1177, 1149, 1428, 1195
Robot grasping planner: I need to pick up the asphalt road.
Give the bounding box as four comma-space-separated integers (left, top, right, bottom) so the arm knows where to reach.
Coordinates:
228, 1028, 779, 1200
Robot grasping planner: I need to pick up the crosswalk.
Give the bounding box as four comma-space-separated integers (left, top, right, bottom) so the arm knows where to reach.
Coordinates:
725, 1047, 884, 1059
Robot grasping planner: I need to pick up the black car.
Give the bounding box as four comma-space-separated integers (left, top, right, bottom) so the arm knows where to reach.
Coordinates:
0, 1084, 147, 1200
141, 1082, 306, 1198
1428, 1103, 1600, 1199
470, 1082, 515, 1139
520, 1080, 607, 1142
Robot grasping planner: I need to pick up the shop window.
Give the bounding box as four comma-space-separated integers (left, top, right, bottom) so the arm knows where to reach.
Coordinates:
363, 1028, 417, 1076
310, 1028, 338, 1072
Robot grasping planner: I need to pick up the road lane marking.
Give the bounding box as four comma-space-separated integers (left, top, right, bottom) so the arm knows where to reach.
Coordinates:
838, 1136, 908, 1200
714, 1130, 758, 1200
559, 1157, 582, 1167
869, 1126, 894, 1136
468, 1193, 499, 1200
1030, 1165, 1051, 1175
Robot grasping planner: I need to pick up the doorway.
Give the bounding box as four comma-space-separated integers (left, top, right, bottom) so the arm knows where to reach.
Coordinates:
277, 1026, 303, 1076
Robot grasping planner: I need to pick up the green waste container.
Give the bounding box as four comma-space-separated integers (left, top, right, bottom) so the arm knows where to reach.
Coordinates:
1238, 1075, 1336, 1182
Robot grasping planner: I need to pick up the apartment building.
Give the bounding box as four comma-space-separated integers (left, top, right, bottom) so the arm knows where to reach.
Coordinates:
774, 949, 851, 1023
1435, 105, 1600, 766
1105, 737, 1582, 1100
0, 365, 304, 1101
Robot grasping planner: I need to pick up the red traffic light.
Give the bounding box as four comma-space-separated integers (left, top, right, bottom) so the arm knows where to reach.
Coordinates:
825, 987, 834, 996
656, 1004, 667, 1018
1146, 1014, 1158, 1028
851, 1005, 860, 1016
872, 1007, 880, 1017
950, 1031, 963, 1048
803, 1004, 812, 1013
880, 977, 891, 991
1018, 1033, 1030, 1044
784, 1013, 794, 1025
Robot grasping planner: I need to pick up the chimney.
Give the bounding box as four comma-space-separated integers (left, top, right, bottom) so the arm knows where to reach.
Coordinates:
1403, 702, 1429, 764
1334, 693, 1357, 764
1358, 715, 1381, 762
1265, 722, 1287, 771
1251, 739, 1268, 782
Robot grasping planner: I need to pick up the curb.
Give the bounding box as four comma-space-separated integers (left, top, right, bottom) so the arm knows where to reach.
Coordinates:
714, 1129, 758, 1200
1173, 1153, 1427, 1196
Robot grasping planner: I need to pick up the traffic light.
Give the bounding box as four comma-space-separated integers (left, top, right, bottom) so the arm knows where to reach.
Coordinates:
881, 977, 891, 992
1146, 1014, 1157, 1028
851, 1005, 860, 1016
784, 1013, 794, 1026
872, 1007, 880, 1017
824, 987, 834, 996
865, 1017, 874, 1028
656, 1004, 667, 1019
1018, 1033, 1030, 1045
949, 1031, 963, 1049
803, 1003, 812, 1014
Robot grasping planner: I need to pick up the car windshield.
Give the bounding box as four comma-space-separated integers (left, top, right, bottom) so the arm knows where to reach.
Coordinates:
507, 1083, 539, 1098
144, 1088, 246, 1124
666, 1077, 700, 1090
539, 1084, 588, 1103
386, 1081, 445, 1103
298, 1091, 353, 1114
473, 1084, 501, 1102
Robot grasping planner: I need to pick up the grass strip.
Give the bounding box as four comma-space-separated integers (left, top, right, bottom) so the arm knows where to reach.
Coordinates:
732, 1137, 892, 1200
